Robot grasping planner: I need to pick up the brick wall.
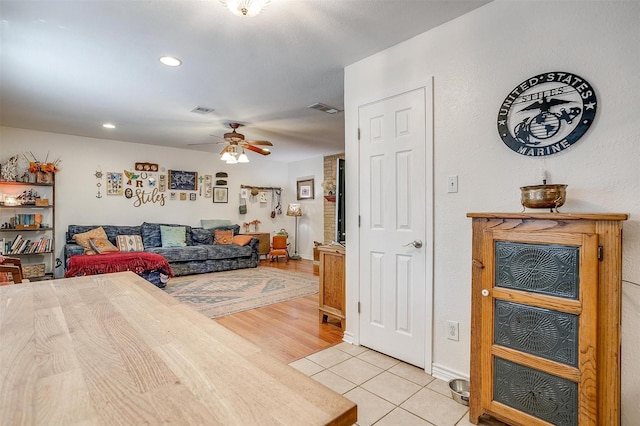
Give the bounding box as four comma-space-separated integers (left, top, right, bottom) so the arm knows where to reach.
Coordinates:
323, 153, 345, 244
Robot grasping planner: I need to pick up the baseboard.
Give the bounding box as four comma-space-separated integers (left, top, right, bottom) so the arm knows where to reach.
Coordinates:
342, 331, 355, 345
431, 363, 469, 383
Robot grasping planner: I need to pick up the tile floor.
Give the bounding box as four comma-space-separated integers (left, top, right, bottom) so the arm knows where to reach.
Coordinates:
289, 342, 507, 426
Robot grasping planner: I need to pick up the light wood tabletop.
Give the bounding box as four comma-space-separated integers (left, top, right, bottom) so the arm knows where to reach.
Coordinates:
0, 272, 357, 425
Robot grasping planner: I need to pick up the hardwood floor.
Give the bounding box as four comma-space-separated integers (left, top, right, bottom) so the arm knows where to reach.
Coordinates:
214, 258, 344, 364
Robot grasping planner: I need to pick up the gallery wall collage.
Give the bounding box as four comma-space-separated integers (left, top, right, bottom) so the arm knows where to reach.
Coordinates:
95, 162, 228, 207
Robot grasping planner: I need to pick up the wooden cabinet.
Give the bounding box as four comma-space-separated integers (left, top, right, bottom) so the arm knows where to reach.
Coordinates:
318, 245, 345, 330
0, 178, 56, 280
246, 232, 270, 259
467, 212, 627, 426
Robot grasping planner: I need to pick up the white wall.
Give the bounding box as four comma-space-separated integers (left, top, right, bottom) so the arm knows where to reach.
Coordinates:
0, 127, 324, 270
287, 157, 324, 259
344, 1, 640, 422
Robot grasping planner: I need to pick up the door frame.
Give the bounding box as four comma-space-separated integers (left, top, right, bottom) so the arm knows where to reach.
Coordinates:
344, 80, 434, 373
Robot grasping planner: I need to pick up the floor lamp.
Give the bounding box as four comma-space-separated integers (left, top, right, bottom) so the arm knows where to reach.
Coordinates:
286, 203, 302, 260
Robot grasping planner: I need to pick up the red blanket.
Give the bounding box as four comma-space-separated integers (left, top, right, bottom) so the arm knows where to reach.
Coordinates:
65, 252, 174, 278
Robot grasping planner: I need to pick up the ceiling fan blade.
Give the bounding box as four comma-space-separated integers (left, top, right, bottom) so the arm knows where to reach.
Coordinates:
220, 145, 230, 155
244, 140, 273, 146
244, 144, 271, 155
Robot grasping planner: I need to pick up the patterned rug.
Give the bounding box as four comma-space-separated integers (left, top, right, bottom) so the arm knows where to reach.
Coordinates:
164, 267, 319, 318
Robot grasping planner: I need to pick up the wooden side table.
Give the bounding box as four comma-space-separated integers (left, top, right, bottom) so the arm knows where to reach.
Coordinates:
246, 232, 270, 259
318, 245, 346, 330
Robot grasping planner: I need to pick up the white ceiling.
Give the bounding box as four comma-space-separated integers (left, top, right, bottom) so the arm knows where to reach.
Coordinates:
0, 0, 489, 162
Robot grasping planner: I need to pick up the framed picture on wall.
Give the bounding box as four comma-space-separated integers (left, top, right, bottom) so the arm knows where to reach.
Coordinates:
213, 187, 228, 203
106, 172, 123, 195
297, 178, 314, 200
168, 170, 198, 191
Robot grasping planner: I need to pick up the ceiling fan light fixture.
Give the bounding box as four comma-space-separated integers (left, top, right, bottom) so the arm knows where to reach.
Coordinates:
220, 0, 271, 17
226, 156, 238, 164
237, 151, 250, 163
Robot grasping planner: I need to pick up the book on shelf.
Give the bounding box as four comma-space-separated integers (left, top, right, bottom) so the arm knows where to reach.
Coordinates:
40, 237, 49, 253
16, 239, 30, 254
10, 234, 23, 252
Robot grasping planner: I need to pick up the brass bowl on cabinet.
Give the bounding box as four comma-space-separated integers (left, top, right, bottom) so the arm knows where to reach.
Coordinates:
520, 184, 567, 212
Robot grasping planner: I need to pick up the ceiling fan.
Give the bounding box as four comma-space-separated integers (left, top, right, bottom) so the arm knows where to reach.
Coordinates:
189, 122, 272, 163
219, 122, 272, 163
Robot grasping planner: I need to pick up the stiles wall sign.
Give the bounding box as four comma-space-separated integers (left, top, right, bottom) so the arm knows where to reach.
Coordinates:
497, 71, 597, 157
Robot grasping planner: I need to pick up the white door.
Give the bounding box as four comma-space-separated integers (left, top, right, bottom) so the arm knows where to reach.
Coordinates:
358, 87, 431, 368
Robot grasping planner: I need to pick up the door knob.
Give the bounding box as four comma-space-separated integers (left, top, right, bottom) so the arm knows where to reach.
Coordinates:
481, 289, 489, 297
404, 240, 423, 249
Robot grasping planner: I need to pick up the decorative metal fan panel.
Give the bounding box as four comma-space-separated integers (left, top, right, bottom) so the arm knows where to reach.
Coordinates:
495, 241, 579, 299
495, 301, 578, 366
494, 358, 577, 426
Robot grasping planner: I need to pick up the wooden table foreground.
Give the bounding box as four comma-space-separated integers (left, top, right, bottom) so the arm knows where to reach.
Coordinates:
0, 272, 357, 425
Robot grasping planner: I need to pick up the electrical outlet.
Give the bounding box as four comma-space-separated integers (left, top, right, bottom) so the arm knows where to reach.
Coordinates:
447, 320, 459, 341
447, 175, 458, 193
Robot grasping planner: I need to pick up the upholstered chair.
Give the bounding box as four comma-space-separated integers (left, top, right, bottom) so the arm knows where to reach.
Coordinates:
268, 235, 289, 262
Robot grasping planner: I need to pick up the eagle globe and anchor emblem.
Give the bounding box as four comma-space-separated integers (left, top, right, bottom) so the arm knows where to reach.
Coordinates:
497, 71, 597, 156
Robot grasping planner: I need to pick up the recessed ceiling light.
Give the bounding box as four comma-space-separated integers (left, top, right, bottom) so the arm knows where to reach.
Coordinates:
160, 56, 182, 67
102, 123, 116, 129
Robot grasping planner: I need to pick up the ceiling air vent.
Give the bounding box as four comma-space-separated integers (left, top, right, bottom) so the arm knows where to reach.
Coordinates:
308, 102, 343, 114
191, 106, 215, 114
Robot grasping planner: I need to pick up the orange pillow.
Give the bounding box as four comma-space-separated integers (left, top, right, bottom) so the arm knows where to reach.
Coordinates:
72, 227, 108, 255
214, 230, 233, 245
89, 237, 120, 254
232, 235, 253, 246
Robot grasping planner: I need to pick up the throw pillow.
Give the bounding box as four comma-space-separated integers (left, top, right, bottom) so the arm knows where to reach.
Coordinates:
72, 226, 108, 255
214, 230, 233, 245
89, 237, 120, 254
201, 219, 232, 229
232, 235, 253, 246
210, 224, 241, 236
191, 228, 214, 245
116, 235, 144, 252
141, 222, 193, 248
160, 225, 187, 247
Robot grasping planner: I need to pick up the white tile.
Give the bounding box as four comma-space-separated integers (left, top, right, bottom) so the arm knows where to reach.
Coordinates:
288, 358, 324, 376
388, 362, 435, 387
306, 346, 353, 368
427, 377, 454, 398
401, 387, 468, 426
343, 387, 395, 426
334, 341, 369, 356
311, 370, 357, 394
329, 357, 384, 385
360, 371, 422, 405
356, 349, 401, 370
375, 407, 431, 426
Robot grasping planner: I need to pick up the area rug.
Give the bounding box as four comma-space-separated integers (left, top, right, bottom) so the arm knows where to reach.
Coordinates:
164, 267, 319, 318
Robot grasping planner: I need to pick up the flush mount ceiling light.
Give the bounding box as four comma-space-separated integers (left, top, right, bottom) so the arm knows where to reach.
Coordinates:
220, 0, 271, 17
102, 123, 116, 129
159, 56, 182, 67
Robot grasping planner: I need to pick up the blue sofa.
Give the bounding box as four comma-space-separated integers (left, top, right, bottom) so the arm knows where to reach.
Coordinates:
64, 222, 260, 277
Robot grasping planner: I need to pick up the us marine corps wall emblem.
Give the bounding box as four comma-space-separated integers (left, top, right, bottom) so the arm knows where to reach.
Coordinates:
497, 71, 597, 156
